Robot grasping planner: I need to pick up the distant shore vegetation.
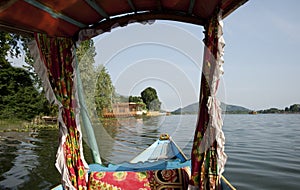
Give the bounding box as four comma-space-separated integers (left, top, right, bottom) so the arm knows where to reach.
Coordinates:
0, 31, 298, 126
171, 102, 300, 115
0, 32, 162, 125
257, 104, 300, 114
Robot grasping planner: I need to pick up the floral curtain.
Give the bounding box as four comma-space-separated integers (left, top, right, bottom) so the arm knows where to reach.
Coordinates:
30, 34, 88, 189
189, 7, 227, 190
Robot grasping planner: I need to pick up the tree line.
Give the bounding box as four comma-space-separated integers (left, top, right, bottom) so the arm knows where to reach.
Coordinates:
0, 32, 50, 121
129, 87, 161, 112
0, 32, 161, 121
77, 40, 161, 118
257, 104, 300, 114
0, 33, 114, 120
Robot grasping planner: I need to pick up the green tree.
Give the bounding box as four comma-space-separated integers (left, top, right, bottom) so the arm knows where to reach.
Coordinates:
94, 67, 114, 116
129, 95, 146, 110
0, 63, 45, 120
76, 40, 97, 118
140, 87, 161, 111
129, 96, 143, 103
0, 32, 50, 120
0, 32, 22, 63
289, 104, 300, 113
149, 99, 161, 111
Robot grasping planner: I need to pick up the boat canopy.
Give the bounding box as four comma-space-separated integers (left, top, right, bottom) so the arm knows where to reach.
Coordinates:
0, 0, 248, 189
1, 0, 246, 38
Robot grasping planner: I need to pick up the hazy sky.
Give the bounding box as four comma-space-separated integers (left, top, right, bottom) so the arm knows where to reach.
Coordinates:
92, 0, 299, 111
222, 0, 300, 110
93, 22, 204, 111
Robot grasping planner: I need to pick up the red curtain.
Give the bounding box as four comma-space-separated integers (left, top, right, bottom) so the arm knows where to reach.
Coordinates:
35, 33, 87, 189
189, 8, 223, 190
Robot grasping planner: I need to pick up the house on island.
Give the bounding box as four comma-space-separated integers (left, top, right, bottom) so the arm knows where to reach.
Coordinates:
103, 102, 147, 118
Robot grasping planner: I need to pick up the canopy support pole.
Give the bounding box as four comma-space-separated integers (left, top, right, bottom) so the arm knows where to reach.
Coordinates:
75, 54, 102, 165
189, 6, 227, 190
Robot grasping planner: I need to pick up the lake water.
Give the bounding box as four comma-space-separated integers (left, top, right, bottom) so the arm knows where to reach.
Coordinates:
0, 114, 299, 189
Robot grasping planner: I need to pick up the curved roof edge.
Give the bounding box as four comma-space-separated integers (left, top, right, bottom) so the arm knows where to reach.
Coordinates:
0, 0, 248, 38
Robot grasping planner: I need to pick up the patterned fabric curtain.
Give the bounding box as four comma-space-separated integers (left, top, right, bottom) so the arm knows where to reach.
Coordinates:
30, 34, 88, 189
189, 7, 227, 190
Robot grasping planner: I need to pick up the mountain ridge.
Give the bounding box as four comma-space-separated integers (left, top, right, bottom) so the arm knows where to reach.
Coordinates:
172, 102, 250, 114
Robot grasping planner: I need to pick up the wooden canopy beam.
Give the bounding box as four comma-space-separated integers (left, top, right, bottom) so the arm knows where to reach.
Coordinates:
0, 23, 34, 36
188, 0, 196, 15
127, 0, 136, 13
82, 11, 206, 38
222, 0, 248, 18
24, 0, 87, 28
0, 0, 18, 13
157, 0, 163, 11
84, 0, 109, 19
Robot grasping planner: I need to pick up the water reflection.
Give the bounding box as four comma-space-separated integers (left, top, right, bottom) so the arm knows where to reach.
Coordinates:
1, 114, 299, 189
83, 115, 196, 164
0, 130, 59, 190
0, 137, 18, 183
90, 116, 162, 164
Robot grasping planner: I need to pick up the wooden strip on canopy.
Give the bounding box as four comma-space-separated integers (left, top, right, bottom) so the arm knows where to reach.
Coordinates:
0, 0, 247, 38
84, 0, 109, 19
24, 0, 86, 28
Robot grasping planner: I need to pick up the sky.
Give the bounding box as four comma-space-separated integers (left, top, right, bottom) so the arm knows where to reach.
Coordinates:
10, 0, 300, 111
90, 0, 300, 111
222, 0, 300, 110
93, 22, 204, 111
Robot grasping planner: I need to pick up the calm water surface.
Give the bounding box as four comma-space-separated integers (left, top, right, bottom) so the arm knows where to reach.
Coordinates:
0, 114, 299, 189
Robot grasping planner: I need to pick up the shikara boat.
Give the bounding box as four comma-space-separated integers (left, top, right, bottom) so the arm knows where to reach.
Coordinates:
0, 0, 248, 189
54, 134, 236, 189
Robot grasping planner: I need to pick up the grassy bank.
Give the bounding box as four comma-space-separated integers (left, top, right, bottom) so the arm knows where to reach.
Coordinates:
0, 119, 58, 132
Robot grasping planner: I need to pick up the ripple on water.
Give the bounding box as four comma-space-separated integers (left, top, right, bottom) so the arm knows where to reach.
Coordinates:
0, 130, 59, 190
224, 114, 300, 190
1, 114, 299, 189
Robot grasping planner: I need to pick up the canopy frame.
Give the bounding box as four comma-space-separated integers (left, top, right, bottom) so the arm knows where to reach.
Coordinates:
0, 0, 248, 189
0, 0, 247, 38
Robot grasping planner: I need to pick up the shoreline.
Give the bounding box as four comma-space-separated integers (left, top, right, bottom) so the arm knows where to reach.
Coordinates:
0, 120, 58, 133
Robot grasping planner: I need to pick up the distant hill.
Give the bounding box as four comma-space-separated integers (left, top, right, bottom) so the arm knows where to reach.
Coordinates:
224, 103, 250, 113
172, 102, 250, 114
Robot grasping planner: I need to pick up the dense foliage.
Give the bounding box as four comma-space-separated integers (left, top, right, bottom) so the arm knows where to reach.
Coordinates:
128, 96, 146, 110
0, 32, 57, 120
94, 67, 114, 116
0, 32, 162, 121
141, 87, 161, 111
0, 32, 50, 120
0, 64, 47, 120
0, 32, 22, 61
285, 104, 300, 113
129, 96, 143, 103
77, 40, 116, 117
258, 104, 300, 114
77, 40, 97, 118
